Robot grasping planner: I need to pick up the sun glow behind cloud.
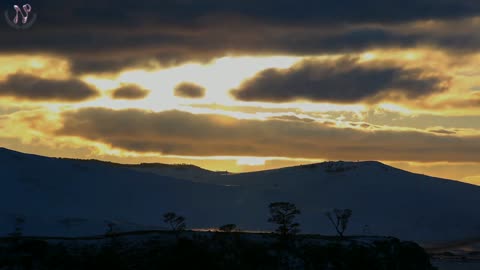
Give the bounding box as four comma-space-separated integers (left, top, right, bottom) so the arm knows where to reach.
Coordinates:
82, 56, 300, 109
0, 54, 70, 80
1, 47, 480, 184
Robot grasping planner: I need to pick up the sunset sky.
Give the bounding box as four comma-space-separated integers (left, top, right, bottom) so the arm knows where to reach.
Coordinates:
1, 0, 480, 184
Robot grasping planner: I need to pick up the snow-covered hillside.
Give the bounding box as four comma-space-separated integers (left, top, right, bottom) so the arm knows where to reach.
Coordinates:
0, 147, 479, 244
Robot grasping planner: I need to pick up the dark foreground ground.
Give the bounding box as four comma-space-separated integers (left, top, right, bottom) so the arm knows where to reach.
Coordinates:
433, 261, 480, 270
0, 230, 437, 270
427, 238, 480, 270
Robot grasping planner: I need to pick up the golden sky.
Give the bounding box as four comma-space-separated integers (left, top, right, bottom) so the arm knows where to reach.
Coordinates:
1, 1, 480, 185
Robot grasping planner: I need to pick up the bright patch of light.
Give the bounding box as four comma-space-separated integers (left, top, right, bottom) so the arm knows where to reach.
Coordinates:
80, 56, 300, 112
404, 52, 418, 61
82, 77, 121, 91
0, 54, 70, 79
462, 176, 480, 186
359, 52, 376, 62
378, 103, 413, 115
236, 157, 267, 166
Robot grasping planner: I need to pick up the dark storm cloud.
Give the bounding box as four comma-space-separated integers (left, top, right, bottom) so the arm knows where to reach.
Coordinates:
174, 82, 206, 98
10, 0, 480, 27
2, 0, 480, 73
111, 84, 150, 100
0, 74, 99, 102
231, 58, 448, 103
57, 108, 480, 162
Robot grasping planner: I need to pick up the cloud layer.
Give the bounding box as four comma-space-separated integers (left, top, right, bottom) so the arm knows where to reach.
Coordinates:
0, 74, 99, 102
111, 84, 150, 100
2, 1, 480, 73
231, 58, 448, 103
57, 108, 480, 162
174, 82, 206, 98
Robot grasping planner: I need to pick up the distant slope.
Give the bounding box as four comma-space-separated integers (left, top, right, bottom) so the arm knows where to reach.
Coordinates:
49, 154, 227, 182
210, 161, 480, 243
125, 162, 229, 182
0, 147, 479, 244
0, 147, 245, 236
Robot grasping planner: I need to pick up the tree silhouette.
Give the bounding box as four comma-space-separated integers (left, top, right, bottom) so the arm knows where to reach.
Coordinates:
105, 221, 117, 235
163, 212, 186, 239
10, 216, 25, 238
219, 224, 237, 233
325, 208, 352, 238
268, 202, 301, 241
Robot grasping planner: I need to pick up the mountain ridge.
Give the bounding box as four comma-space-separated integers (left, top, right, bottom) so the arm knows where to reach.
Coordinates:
0, 146, 479, 244
0, 146, 466, 184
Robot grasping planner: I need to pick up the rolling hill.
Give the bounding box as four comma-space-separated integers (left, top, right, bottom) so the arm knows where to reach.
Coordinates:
0, 147, 479, 244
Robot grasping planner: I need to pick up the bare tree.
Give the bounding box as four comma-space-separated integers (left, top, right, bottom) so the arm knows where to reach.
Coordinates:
163, 212, 186, 239
268, 202, 301, 241
325, 208, 352, 238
